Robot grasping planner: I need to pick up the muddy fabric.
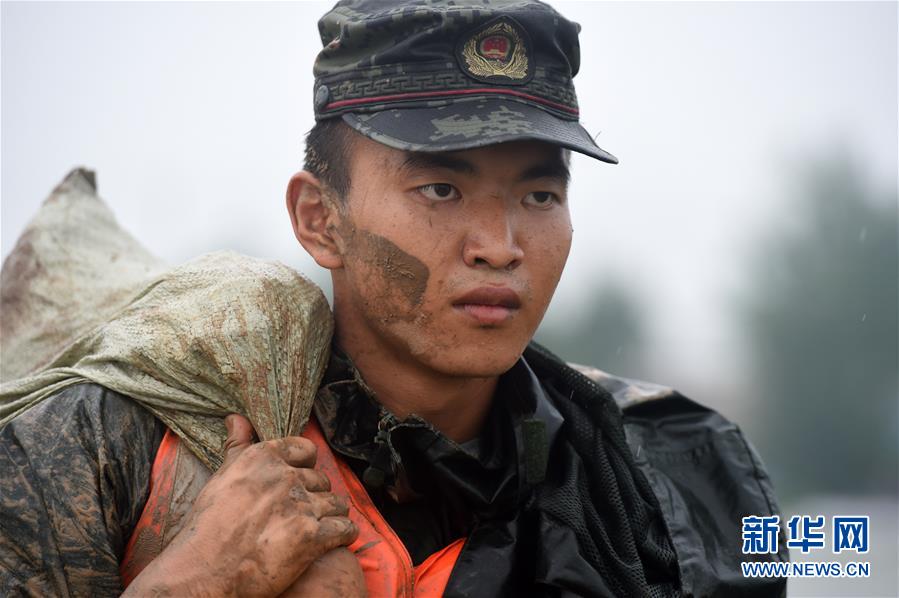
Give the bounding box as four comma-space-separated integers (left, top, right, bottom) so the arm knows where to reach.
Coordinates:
0, 383, 164, 596
0, 250, 332, 470
0, 169, 333, 470
313, 348, 564, 566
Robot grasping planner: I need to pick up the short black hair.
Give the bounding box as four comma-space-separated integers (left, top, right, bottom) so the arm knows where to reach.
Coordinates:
303, 118, 354, 201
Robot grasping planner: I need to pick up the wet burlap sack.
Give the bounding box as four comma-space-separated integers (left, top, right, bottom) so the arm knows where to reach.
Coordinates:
0, 168, 332, 470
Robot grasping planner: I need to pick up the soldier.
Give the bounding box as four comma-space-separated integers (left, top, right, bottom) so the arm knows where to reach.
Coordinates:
1, 1, 787, 596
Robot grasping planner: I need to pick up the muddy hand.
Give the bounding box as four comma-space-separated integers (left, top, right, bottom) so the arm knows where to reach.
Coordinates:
124, 414, 359, 597
224, 414, 364, 598
279, 546, 368, 598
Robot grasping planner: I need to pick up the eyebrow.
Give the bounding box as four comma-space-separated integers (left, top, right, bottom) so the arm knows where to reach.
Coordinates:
519, 159, 570, 186
397, 150, 570, 186
399, 152, 477, 176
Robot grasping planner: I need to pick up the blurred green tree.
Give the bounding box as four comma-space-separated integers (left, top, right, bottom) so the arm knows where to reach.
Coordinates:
741, 157, 898, 500
535, 280, 647, 378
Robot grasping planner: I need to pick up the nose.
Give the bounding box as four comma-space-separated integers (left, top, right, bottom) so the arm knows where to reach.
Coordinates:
461, 199, 524, 271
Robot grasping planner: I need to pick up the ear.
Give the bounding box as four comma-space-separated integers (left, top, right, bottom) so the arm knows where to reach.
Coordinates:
285, 171, 344, 269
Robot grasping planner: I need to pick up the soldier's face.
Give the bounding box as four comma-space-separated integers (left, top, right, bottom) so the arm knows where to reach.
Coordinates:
331, 134, 572, 377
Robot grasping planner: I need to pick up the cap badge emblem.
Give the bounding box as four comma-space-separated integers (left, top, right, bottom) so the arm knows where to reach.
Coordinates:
460, 18, 531, 83
479, 35, 511, 61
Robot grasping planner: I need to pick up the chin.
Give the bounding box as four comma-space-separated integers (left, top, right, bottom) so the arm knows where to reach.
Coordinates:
435, 357, 519, 379
415, 338, 526, 379
384, 311, 537, 378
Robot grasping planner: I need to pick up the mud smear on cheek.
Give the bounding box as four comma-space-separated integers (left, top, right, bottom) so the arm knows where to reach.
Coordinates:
346, 229, 430, 323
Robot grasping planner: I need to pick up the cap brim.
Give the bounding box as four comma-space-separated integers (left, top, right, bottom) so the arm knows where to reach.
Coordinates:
341, 98, 617, 164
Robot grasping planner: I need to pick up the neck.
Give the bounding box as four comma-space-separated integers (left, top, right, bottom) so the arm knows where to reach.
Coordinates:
332, 309, 497, 444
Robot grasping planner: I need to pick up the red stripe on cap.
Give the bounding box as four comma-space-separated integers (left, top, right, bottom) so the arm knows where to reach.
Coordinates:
324, 87, 579, 116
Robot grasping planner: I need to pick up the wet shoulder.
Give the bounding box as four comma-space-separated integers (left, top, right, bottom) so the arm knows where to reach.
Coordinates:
6, 381, 161, 434
1, 383, 165, 595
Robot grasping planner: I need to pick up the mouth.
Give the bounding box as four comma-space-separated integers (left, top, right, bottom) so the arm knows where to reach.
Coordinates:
452, 287, 522, 325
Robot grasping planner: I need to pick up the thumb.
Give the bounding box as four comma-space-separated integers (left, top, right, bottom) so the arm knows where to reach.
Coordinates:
222, 414, 257, 466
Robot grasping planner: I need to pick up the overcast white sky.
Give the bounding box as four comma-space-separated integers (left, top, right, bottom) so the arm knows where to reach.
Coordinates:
2, 1, 897, 404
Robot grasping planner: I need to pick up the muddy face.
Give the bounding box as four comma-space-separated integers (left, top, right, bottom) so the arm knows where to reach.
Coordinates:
341, 227, 428, 323
329, 134, 572, 378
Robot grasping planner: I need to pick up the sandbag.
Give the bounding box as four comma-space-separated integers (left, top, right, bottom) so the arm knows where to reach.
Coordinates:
1, 169, 166, 383
0, 169, 333, 470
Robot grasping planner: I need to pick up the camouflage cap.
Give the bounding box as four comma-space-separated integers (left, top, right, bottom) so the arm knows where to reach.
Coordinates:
312, 0, 617, 163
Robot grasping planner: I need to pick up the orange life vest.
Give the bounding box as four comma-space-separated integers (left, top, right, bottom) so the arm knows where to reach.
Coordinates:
121, 419, 464, 597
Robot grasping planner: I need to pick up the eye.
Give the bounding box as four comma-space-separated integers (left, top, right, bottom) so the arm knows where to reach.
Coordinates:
523, 191, 560, 208
417, 183, 461, 202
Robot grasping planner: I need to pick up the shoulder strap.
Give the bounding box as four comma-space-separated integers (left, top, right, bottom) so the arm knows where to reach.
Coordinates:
122, 421, 464, 597
120, 428, 212, 586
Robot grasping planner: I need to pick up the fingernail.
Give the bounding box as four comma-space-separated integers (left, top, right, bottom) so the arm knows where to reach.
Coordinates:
224, 414, 235, 434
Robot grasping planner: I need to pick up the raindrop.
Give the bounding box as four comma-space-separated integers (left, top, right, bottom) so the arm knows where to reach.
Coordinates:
859, 227, 867, 243
861, 313, 867, 322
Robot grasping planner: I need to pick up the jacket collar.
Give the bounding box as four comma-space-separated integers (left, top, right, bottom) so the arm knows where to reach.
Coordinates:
312, 347, 564, 514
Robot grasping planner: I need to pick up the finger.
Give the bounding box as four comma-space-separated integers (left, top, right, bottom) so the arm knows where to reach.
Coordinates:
293, 468, 331, 492
266, 436, 318, 468
315, 516, 360, 550
309, 492, 350, 519
222, 414, 257, 466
